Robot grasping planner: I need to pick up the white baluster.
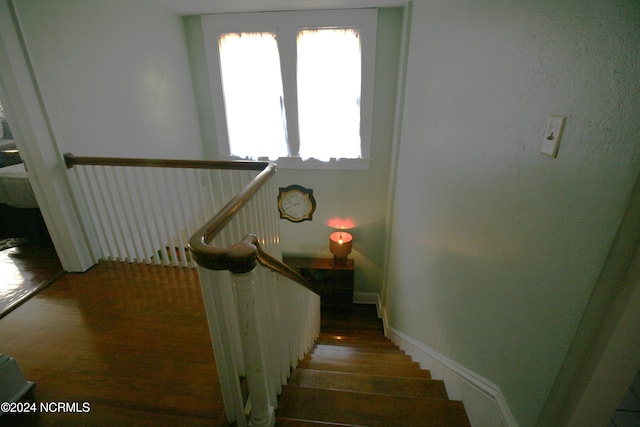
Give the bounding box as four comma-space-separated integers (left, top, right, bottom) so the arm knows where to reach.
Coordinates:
116, 167, 144, 263
198, 267, 246, 426
257, 267, 280, 402
271, 272, 289, 386
124, 168, 146, 262
145, 168, 172, 265
101, 166, 130, 261
155, 168, 172, 264
92, 166, 118, 261
132, 167, 162, 264
77, 165, 110, 261
168, 168, 189, 267
64, 167, 98, 263
220, 271, 245, 377
233, 270, 275, 427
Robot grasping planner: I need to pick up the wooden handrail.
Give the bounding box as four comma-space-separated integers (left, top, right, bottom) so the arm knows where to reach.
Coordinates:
223, 234, 318, 293
254, 236, 319, 293
186, 161, 276, 269
64, 153, 268, 171
63, 153, 316, 293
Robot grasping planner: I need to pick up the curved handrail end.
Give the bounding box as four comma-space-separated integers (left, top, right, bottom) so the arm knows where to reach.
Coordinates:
226, 235, 259, 274
188, 236, 229, 270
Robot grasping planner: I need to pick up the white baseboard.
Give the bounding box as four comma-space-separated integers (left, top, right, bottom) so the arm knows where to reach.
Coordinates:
372, 298, 517, 427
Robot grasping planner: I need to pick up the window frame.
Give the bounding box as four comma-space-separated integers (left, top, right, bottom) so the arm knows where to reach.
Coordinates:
201, 9, 378, 170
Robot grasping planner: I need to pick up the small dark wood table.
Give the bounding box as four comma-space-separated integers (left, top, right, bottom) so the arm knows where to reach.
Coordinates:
283, 256, 355, 308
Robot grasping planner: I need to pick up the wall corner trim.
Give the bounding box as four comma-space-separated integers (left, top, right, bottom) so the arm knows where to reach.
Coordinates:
385, 325, 519, 427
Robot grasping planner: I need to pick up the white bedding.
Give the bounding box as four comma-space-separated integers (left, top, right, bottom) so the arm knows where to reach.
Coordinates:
0, 163, 38, 209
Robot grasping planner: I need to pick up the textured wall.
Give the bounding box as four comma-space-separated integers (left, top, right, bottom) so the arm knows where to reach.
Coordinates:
386, 0, 640, 425
185, 8, 404, 296
276, 8, 403, 296
14, 0, 203, 159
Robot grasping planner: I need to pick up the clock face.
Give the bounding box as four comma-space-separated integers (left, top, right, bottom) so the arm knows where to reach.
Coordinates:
278, 185, 316, 222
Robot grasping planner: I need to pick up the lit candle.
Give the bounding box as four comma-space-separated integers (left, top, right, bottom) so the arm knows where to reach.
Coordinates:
330, 231, 352, 267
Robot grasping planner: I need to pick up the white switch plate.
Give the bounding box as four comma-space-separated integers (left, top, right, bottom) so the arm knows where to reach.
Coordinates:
540, 115, 566, 158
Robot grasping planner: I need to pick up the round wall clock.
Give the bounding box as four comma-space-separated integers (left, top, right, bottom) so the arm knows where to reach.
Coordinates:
278, 185, 316, 222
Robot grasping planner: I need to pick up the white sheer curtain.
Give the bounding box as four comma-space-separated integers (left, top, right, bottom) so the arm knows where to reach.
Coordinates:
218, 32, 288, 160
217, 28, 362, 162
297, 29, 362, 161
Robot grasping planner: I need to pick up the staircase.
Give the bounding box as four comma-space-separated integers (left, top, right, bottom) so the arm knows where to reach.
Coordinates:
275, 305, 471, 426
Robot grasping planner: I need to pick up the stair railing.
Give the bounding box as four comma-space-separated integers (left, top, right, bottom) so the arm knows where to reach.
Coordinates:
64, 154, 320, 427
65, 153, 268, 266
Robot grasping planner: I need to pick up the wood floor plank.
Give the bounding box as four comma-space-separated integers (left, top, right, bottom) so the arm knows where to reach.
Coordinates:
0, 242, 64, 318
311, 348, 412, 362
314, 339, 399, 350
277, 386, 471, 427
1, 255, 469, 426
278, 300, 473, 426
0, 261, 227, 426
303, 354, 420, 370
276, 418, 360, 426
289, 369, 448, 399
296, 361, 433, 379
312, 344, 405, 355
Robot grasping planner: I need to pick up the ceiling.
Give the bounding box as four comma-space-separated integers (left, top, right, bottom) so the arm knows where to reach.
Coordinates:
154, 0, 406, 15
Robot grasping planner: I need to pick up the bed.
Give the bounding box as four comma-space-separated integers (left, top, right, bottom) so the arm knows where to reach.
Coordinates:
0, 162, 47, 241
0, 163, 38, 209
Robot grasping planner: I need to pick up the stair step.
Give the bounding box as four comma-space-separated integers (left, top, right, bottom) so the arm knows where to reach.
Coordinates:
303, 354, 420, 370
276, 419, 359, 426
272, 304, 471, 426
321, 307, 382, 331
297, 361, 432, 379
320, 326, 385, 335
315, 338, 399, 350
311, 348, 412, 362
313, 344, 406, 355
319, 332, 391, 342
290, 369, 448, 399
276, 386, 471, 427
315, 338, 400, 351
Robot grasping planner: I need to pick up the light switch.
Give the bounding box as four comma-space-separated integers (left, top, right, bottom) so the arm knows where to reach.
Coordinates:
540, 115, 566, 158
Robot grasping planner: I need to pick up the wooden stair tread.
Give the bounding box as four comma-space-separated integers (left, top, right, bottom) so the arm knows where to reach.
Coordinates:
311, 348, 413, 362
276, 419, 362, 426
289, 369, 448, 399
297, 361, 432, 379
320, 327, 385, 336
276, 386, 471, 427
304, 354, 420, 369
316, 336, 395, 343
271, 304, 470, 426
314, 339, 399, 350
318, 332, 390, 341
313, 344, 406, 355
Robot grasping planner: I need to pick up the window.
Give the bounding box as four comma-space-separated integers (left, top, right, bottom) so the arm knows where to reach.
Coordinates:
202, 9, 377, 170
218, 32, 288, 160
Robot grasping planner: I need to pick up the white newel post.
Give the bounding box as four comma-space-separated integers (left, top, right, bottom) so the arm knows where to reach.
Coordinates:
232, 269, 276, 427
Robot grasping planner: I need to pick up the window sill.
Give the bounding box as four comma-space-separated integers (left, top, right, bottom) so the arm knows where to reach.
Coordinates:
221, 156, 371, 171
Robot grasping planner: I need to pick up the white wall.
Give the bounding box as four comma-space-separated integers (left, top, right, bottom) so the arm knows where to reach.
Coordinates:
0, 0, 204, 270
385, 1, 640, 426
185, 8, 404, 296
13, 0, 203, 159
0, 0, 94, 271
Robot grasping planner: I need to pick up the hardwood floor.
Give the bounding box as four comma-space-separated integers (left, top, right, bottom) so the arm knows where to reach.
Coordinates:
0, 241, 64, 318
2, 262, 466, 426
0, 261, 227, 426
